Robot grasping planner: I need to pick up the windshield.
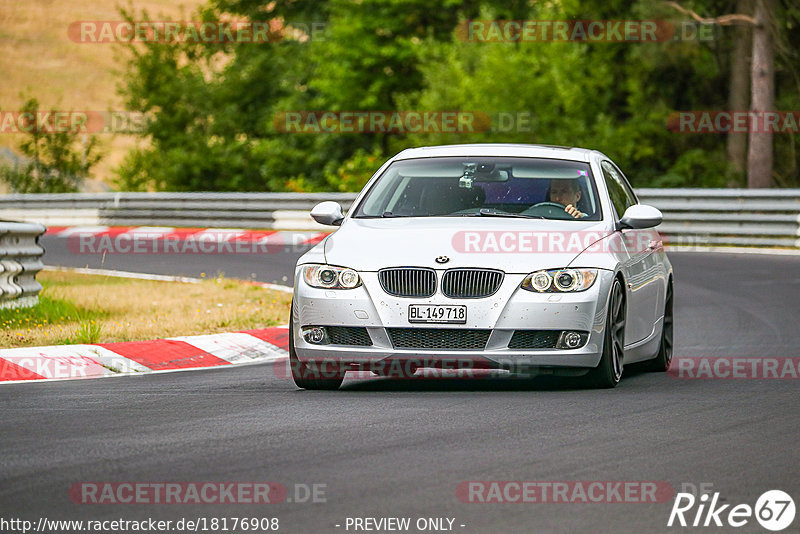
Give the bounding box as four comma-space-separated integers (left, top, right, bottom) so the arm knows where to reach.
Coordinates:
352, 156, 602, 221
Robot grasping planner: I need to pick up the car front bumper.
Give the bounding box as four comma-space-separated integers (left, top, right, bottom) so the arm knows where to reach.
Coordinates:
292, 268, 615, 371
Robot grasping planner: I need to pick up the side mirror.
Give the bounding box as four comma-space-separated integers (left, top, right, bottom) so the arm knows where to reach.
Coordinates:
619, 204, 662, 230
310, 201, 344, 226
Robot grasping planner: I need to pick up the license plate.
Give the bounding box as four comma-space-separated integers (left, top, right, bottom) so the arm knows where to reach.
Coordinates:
408, 304, 467, 324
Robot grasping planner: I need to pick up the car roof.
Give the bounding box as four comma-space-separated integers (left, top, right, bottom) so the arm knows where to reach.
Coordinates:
392, 143, 598, 163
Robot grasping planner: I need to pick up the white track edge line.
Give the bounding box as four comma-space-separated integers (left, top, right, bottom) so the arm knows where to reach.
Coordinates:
43, 265, 295, 290
42, 265, 203, 283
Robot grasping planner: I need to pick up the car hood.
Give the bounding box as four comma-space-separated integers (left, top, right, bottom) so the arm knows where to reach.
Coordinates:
318, 217, 612, 273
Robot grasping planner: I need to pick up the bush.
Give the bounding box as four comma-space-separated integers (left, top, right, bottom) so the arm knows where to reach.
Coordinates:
325, 148, 385, 192
0, 98, 101, 193
654, 149, 736, 188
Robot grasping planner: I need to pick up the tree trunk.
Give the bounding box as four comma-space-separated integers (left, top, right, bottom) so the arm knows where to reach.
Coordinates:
747, 0, 775, 188
726, 0, 752, 183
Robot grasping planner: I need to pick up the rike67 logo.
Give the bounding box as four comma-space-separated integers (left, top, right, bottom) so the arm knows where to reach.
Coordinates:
668, 488, 795, 531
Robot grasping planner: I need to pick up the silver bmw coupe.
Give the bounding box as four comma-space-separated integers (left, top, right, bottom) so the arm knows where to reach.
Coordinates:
290, 144, 673, 389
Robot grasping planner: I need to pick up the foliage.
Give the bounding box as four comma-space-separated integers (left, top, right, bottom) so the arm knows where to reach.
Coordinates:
71, 321, 104, 345
114, 0, 800, 191
1, 99, 101, 193
325, 148, 386, 192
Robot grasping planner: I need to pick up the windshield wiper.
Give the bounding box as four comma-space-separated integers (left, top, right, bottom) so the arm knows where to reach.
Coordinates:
352, 212, 406, 219
472, 209, 545, 220
359, 210, 544, 219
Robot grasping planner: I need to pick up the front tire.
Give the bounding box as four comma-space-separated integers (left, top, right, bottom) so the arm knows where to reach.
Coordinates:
289, 315, 344, 390
585, 279, 626, 388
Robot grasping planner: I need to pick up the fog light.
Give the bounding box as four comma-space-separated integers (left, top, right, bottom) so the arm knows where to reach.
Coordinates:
557, 331, 585, 349
302, 326, 329, 345
563, 332, 582, 348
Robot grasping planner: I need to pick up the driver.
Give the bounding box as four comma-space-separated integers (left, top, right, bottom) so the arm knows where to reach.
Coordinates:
549, 179, 586, 218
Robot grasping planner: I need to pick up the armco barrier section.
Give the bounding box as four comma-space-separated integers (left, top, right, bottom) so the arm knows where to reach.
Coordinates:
637, 189, 800, 248
0, 192, 360, 230
1, 189, 799, 247
0, 221, 46, 309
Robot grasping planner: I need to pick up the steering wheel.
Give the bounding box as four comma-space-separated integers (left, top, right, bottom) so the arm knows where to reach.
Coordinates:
522, 201, 572, 219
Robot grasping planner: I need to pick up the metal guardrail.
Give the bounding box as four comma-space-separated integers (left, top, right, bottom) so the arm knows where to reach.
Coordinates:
0, 192, 360, 229
637, 189, 800, 248
0, 221, 46, 309
1, 189, 799, 247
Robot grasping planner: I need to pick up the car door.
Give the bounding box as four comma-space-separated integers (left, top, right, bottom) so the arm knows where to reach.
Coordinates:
600, 160, 656, 345
614, 162, 665, 340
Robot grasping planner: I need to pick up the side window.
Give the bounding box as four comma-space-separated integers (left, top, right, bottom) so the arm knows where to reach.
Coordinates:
610, 162, 638, 205
601, 161, 636, 219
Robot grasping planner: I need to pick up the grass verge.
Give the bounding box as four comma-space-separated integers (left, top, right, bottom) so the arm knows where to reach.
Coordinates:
0, 271, 291, 349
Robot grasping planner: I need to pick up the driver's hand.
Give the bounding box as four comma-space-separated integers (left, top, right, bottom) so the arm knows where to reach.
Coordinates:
565, 204, 586, 218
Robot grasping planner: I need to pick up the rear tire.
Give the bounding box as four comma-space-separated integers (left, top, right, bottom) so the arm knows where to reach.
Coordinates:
289, 314, 344, 390
642, 281, 674, 372
584, 279, 625, 389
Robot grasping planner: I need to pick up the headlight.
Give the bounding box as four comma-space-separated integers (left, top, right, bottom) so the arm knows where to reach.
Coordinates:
521, 269, 597, 293
303, 264, 362, 289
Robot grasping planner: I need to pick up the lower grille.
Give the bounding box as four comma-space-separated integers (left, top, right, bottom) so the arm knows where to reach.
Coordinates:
327, 326, 373, 346
387, 328, 490, 350
508, 330, 561, 349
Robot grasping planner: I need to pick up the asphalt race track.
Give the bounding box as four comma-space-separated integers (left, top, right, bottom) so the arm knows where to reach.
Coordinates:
2, 239, 799, 533
38, 233, 307, 287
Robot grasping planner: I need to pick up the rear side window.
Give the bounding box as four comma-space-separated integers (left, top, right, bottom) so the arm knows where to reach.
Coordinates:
601, 161, 636, 219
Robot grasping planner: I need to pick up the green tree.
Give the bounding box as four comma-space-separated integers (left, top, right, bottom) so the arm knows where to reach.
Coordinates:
116, 0, 800, 191
403, 0, 754, 187
0, 99, 101, 193
115, 2, 341, 191
115, 0, 491, 191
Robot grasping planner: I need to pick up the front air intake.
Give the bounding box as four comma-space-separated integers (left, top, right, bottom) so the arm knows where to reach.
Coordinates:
387, 328, 491, 350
